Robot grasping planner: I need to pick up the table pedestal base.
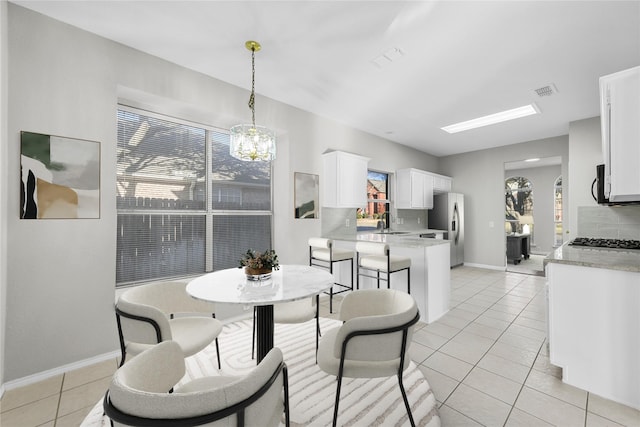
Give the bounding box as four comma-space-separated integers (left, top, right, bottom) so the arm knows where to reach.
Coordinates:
255, 305, 274, 363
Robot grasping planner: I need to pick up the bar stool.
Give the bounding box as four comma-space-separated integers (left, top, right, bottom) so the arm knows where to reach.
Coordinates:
356, 242, 411, 294
309, 237, 354, 313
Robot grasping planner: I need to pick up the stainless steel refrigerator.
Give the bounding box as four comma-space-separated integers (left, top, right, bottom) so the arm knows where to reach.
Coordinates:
428, 193, 464, 267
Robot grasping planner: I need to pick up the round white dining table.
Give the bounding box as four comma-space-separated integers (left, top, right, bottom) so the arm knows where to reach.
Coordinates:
187, 264, 334, 363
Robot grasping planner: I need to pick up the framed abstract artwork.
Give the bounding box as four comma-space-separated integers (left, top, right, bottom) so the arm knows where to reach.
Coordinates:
294, 172, 319, 219
20, 131, 100, 219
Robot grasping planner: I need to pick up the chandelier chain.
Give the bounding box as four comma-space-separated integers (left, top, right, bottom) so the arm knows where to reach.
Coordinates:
249, 47, 256, 126
229, 40, 275, 162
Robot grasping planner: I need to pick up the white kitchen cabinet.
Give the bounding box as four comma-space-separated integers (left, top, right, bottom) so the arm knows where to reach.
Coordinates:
396, 168, 434, 209
547, 262, 640, 409
599, 66, 640, 202
321, 151, 369, 208
428, 172, 452, 194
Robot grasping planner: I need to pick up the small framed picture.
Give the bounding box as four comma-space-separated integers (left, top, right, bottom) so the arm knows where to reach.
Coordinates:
294, 172, 319, 219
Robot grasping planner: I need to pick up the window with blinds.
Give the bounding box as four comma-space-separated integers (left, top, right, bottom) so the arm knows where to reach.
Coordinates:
116, 107, 272, 285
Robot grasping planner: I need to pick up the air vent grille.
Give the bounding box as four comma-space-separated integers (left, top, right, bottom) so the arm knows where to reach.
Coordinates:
534, 84, 558, 97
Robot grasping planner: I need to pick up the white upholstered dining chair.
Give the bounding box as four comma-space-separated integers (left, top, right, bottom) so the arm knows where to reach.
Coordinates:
317, 288, 420, 427
103, 341, 290, 427
115, 281, 222, 368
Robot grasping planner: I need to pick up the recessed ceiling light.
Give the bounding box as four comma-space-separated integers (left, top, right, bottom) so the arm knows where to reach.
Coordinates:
525, 158, 540, 162
441, 103, 540, 134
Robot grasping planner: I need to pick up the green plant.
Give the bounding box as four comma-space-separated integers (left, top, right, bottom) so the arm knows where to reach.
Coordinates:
238, 249, 280, 270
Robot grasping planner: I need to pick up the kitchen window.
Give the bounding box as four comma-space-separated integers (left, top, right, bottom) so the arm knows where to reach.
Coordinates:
116, 107, 272, 286
357, 170, 390, 231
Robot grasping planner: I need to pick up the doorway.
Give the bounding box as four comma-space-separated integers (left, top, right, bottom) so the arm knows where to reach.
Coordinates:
504, 157, 562, 276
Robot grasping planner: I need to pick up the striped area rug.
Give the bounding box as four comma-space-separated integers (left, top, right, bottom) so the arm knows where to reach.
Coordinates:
83, 317, 440, 427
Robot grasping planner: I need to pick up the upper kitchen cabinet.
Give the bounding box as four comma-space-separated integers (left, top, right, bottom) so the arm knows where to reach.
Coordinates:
396, 168, 434, 209
322, 151, 369, 208
599, 65, 640, 203
427, 172, 452, 194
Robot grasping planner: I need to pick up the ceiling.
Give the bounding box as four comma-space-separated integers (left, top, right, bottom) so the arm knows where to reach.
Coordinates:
504, 156, 561, 171
12, 1, 640, 157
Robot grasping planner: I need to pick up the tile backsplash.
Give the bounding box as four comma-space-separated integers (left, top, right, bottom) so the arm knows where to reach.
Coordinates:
577, 206, 640, 240
320, 207, 430, 237
321, 207, 357, 238
395, 209, 428, 231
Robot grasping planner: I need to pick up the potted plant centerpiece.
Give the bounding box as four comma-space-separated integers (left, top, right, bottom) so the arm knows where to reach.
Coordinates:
239, 249, 279, 281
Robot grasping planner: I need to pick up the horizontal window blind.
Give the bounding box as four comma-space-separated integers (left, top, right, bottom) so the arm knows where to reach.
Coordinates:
116, 107, 272, 286
117, 109, 206, 211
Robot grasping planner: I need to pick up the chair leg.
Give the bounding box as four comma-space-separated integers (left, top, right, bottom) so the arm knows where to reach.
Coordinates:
215, 338, 221, 369
315, 296, 320, 363
398, 372, 416, 427
328, 261, 334, 314
332, 374, 343, 427
283, 365, 291, 427
115, 313, 127, 367
251, 306, 256, 359
329, 286, 334, 314
349, 258, 354, 293
407, 267, 411, 294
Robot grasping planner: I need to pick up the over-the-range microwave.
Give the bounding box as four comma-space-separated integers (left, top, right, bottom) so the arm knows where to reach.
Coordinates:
593, 164, 640, 206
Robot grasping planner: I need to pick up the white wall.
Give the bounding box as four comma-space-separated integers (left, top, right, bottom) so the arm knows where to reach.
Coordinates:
1, 0, 9, 395
567, 117, 602, 241
3, 4, 438, 383
439, 136, 569, 268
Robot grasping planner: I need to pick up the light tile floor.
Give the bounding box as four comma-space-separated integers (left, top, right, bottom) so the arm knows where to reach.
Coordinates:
506, 253, 546, 276
1, 266, 639, 426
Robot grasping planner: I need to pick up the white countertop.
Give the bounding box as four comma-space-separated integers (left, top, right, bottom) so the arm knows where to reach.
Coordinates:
545, 242, 640, 273
327, 230, 450, 248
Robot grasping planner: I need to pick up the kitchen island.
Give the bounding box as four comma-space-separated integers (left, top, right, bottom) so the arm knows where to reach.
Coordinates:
327, 231, 450, 323
545, 243, 640, 410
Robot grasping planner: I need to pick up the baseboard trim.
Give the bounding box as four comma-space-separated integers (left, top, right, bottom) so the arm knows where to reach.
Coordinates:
1, 350, 120, 393
1, 313, 259, 394
462, 262, 506, 271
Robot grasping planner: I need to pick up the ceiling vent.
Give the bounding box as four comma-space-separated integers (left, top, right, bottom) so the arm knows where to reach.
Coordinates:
371, 47, 404, 69
533, 84, 559, 97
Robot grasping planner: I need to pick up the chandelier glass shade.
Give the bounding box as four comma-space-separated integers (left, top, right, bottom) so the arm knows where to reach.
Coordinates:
229, 124, 276, 161
230, 41, 276, 162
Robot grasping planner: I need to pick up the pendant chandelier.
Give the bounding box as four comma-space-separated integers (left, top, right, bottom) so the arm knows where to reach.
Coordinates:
230, 41, 276, 162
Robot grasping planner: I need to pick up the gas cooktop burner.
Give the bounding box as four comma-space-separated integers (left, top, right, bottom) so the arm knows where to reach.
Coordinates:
569, 237, 640, 250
